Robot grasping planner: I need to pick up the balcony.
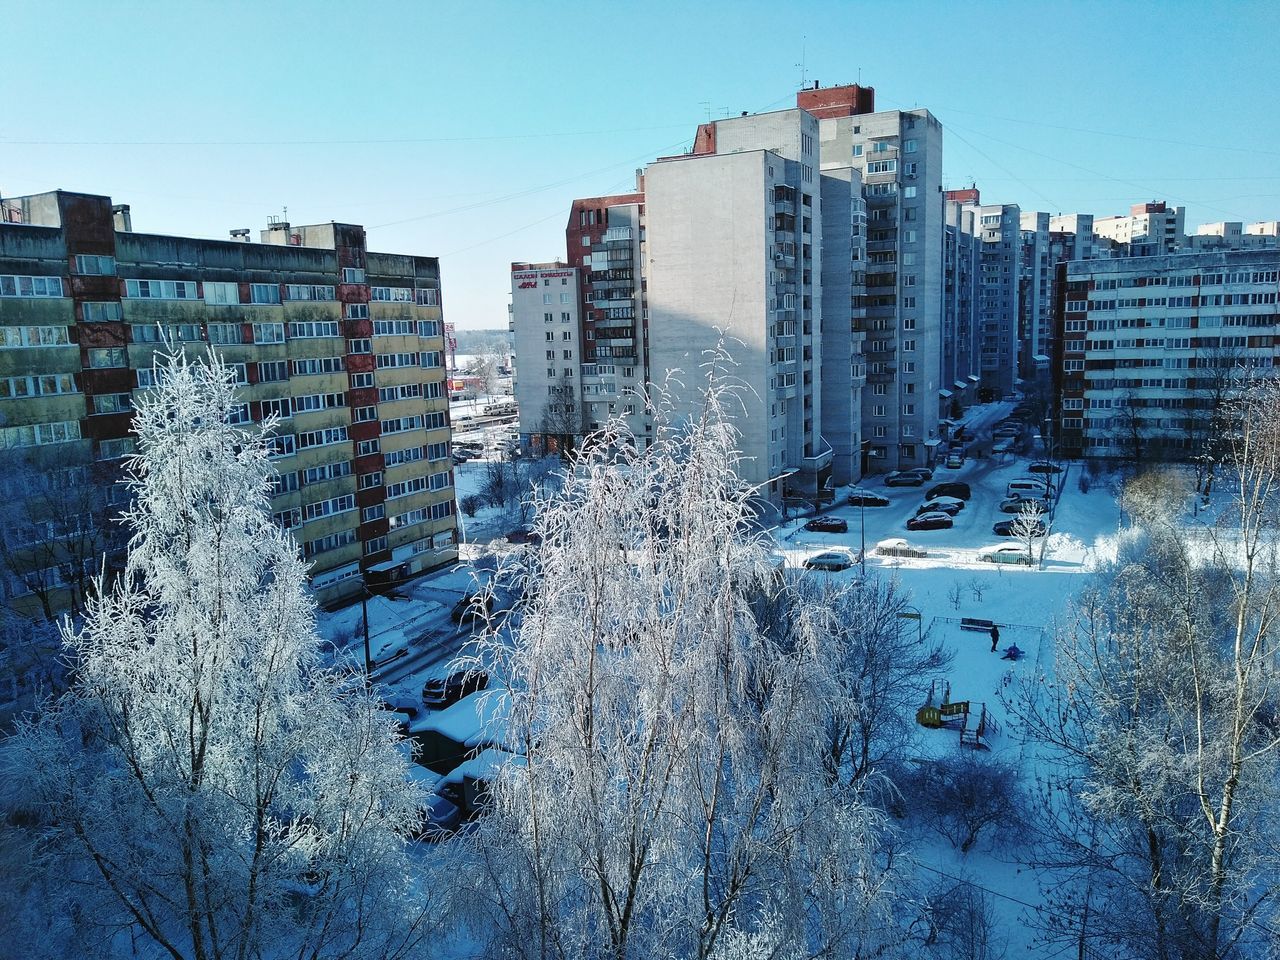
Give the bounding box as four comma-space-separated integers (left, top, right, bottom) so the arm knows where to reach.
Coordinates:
603, 226, 633, 243
774, 199, 795, 216
775, 378, 798, 400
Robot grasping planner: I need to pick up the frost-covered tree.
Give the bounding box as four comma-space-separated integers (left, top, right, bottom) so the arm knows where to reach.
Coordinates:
457, 382, 901, 960
1008, 498, 1047, 568
0, 353, 439, 960
1012, 375, 1280, 960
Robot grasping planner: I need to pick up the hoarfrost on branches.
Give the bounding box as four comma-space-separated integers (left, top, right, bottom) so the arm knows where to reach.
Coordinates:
1, 352, 440, 960
455, 376, 902, 959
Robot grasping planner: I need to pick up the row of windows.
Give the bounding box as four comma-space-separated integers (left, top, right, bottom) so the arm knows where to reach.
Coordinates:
298, 426, 349, 449
302, 460, 353, 485
389, 499, 454, 530
293, 356, 345, 376
380, 415, 422, 435
0, 325, 72, 348
1, 419, 81, 448
0, 275, 65, 298
303, 494, 356, 522
303, 529, 356, 559
0, 373, 78, 399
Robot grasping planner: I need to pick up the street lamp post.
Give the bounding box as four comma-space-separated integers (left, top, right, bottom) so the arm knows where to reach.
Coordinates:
859, 496, 866, 575
359, 581, 373, 677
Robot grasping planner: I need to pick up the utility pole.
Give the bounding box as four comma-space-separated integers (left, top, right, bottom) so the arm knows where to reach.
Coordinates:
360, 582, 373, 677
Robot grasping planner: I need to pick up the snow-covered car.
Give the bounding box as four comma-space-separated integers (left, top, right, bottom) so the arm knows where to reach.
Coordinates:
978, 543, 1033, 566
998, 495, 1048, 514
918, 496, 964, 515
422, 670, 489, 709
1027, 460, 1063, 474
415, 792, 464, 842
884, 471, 926, 487
992, 518, 1047, 537
926, 481, 971, 501
945, 453, 965, 469
875, 538, 928, 559
804, 550, 858, 572
847, 490, 891, 507
906, 512, 953, 531
804, 516, 849, 533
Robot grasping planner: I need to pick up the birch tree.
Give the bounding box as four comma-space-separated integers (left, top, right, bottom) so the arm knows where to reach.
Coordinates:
1, 353, 440, 960
457, 383, 901, 960
1011, 375, 1280, 960
1008, 499, 1046, 568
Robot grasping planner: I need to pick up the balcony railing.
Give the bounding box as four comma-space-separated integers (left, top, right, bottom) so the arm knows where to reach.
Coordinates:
603, 226, 633, 243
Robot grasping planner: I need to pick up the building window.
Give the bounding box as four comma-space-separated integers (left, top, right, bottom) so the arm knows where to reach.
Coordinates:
362, 503, 386, 523
285, 284, 336, 302
350, 371, 374, 389
0, 275, 64, 298
267, 435, 297, 459
204, 281, 240, 305
87, 347, 128, 368
370, 286, 414, 302
354, 405, 377, 423
357, 438, 380, 456
208, 323, 241, 345
262, 398, 292, 419
415, 288, 440, 306
343, 267, 366, 284
250, 283, 281, 304
82, 301, 123, 322
124, 279, 198, 300
426, 441, 449, 461
348, 338, 371, 354
74, 254, 116, 276
292, 356, 345, 376
97, 437, 135, 460
358, 471, 383, 490
0, 325, 71, 348
0, 373, 77, 398
288, 321, 341, 339
91, 393, 132, 415
253, 322, 285, 344
345, 303, 370, 320
258, 360, 288, 382
364, 535, 389, 556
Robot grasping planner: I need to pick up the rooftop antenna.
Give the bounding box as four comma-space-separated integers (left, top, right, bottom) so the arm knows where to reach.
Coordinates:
700, 100, 711, 122
796, 36, 807, 89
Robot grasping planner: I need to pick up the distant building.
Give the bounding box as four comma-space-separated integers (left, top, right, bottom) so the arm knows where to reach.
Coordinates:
1094, 201, 1186, 256
1053, 247, 1280, 461
508, 261, 581, 454
0, 190, 457, 615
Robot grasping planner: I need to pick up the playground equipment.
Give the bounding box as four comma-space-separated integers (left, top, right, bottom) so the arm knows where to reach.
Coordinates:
916, 680, 998, 750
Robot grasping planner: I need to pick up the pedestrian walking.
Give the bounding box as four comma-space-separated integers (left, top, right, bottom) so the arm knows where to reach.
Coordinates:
990, 623, 1000, 652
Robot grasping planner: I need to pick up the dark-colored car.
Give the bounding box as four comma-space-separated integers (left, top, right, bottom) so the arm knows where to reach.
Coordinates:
804, 550, 857, 572
906, 512, 954, 531
804, 516, 849, 533
506, 528, 543, 545
917, 497, 964, 517
993, 519, 1047, 537
1027, 460, 1063, 474
885, 471, 927, 487
998, 495, 1048, 514
847, 490, 891, 507
451, 592, 494, 625
926, 481, 971, 502
422, 670, 489, 709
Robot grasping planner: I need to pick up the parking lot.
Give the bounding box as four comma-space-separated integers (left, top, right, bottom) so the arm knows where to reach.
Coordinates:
778, 450, 1072, 573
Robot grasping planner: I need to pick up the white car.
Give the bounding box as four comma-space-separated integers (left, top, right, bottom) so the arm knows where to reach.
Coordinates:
978, 543, 1033, 566
804, 549, 858, 572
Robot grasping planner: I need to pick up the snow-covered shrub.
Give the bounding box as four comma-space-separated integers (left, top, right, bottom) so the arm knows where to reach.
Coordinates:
901, 753, 1027, 854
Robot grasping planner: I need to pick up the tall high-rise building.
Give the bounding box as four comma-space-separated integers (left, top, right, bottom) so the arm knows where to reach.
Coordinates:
800, 84, 946, 471
1019, 211, 1052, 388
0, 190, 457, 616
942, 201, 981, 408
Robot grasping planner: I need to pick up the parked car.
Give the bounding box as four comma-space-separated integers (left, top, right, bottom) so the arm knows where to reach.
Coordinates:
1027, 460, 1063, 474
847, 490, 891, 507
450, 592, 494, 625
926, 481, 972, 501
945, 453, 965, 468
804, 516, 849, 533
907, 511, 954, 531
885, 470, 926, 487
1007, 478, 1052, 498
978, 543, 1033, 566
506, 528, 543, 545
993, 427, 1021, 441
876, 538, 928, 559
998, 495, 1048, 514
993, 518, 1047, 537
422, 670, 489, 709
907, 466, 935, 480
917, 497, 964, 516
804, 550, 857, 572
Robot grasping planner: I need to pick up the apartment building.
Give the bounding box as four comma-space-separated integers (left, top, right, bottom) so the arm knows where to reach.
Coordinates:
1019, 211, 1052, 387
647, 107, 835, 493
1186, 221, 1280, 252
800, 84, 946, 471
509, 261, 581, 454
0, 190, 456, 616
1053, 248, 1280, 460
1094, 201, 1185, 256
942, 201, 981, 410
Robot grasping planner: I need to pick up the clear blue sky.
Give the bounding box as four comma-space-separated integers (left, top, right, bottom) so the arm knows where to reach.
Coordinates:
4, 0, 1278, 329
